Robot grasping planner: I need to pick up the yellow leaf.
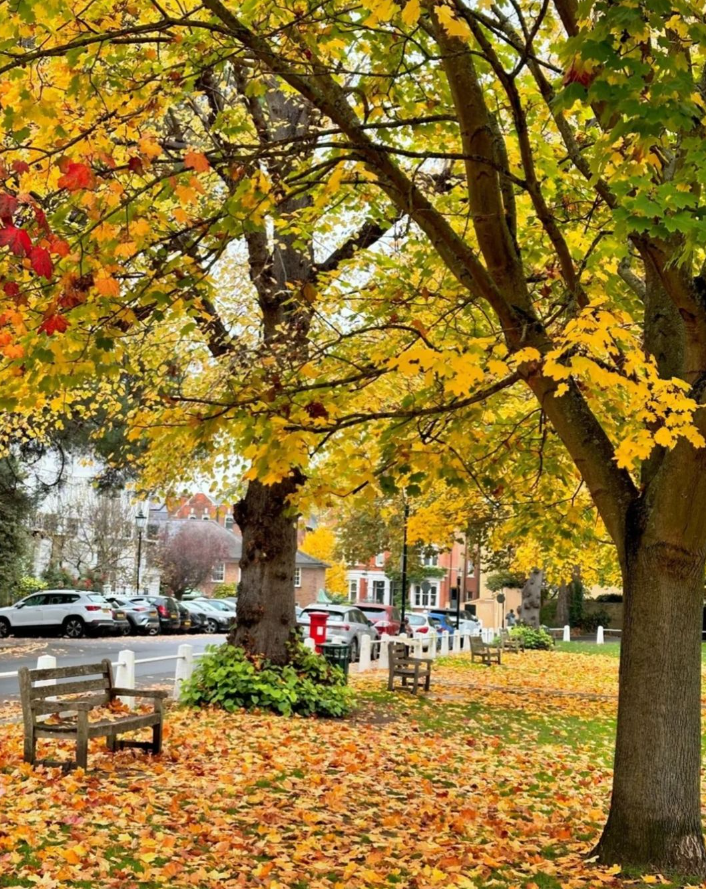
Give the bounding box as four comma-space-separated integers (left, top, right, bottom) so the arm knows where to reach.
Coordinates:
513, 347, 542, 364
437, 3, 471, 39
400, 0, 421, 26
654, 426, 674, 448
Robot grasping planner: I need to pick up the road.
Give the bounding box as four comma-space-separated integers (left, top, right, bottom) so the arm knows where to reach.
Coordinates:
0, 633, 225, 701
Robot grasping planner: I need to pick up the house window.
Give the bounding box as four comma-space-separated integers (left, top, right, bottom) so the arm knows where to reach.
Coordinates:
372, 579, 386, 603
225, 515, 234, 531
295, 568, 302, 588
422, 548, 439, 567
211, 562, 225, 582
349, 578, 358, 601
375, 553, 385, 567
202, 513, 210, 521
413, 582, 438, 609
189, 508, 196, 520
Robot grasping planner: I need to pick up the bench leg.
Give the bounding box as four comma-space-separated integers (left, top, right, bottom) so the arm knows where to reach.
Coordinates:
152, 722, 162, 755
23, 727, 36, 765
76, 712, 89, 770
106, 734, 118, 753
424, 669, 431, 692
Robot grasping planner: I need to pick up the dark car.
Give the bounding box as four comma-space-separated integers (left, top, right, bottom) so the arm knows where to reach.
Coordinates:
177, 602, 192, 633
180, 600, 211, 633
106, 596, 160, 636
194, 600, 233, 633
130, 595, 180, 633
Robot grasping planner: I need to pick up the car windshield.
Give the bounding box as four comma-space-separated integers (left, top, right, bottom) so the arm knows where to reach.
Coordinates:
407, 614, 425, 626
360, 608, 386, 621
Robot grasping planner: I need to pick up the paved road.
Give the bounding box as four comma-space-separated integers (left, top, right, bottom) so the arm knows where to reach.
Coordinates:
0, 633, 225, 701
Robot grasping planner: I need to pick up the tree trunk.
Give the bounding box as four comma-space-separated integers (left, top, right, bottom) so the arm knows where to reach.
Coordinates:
556, 581, 570, 627
229, 472, 303, 665
595, 540, 706, 874
518, 568, 542, 627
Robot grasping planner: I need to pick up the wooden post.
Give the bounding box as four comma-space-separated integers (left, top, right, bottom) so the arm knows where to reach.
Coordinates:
173, 644, 193, 700
115, 650, 135, 707
359, 635, 371, 672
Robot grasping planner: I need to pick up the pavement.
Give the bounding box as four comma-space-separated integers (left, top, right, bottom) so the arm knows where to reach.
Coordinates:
0, 633, 225, 701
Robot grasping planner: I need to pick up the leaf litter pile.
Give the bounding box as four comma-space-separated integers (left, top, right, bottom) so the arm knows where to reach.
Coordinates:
0, 648, 698, 889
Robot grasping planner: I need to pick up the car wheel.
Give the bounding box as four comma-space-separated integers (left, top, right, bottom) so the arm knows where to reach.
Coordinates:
147, 626, 159, 636
205, 618, 218, 633
0, 619, 10, 638
349, 637, 359, 662
63, 616, 85, 639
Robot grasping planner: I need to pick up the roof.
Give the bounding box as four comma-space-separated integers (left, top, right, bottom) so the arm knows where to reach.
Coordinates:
162, 519, 329, 568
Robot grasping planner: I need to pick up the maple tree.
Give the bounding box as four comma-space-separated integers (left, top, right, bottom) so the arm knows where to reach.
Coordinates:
3, 0, 706, 874
299, 525, 348, 596
157, 521, 230, 598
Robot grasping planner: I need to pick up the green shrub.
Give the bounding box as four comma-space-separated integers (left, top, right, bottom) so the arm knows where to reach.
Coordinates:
539, 599, 557, 626
510, 625, 555, 650
181, 641, 354, 718
579, 610, 611, 633
212, 583, 237, 599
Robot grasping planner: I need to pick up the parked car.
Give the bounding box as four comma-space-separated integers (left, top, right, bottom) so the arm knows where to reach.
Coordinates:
107, 601, 131, 636
406, 612, 439, 650
195, 597, 236, 615
356, 603, 401, 636
0, 590, 115, 639
299, 604, 378, 661
106, 595, 160, 636
197, 600, 234, 632
130, 595, 180, 633
177, 602, 192, 633
180, 600, 211, 633
427, 609, 457, 635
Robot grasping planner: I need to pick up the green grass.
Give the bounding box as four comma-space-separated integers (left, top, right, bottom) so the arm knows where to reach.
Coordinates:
555, 641, 621, 656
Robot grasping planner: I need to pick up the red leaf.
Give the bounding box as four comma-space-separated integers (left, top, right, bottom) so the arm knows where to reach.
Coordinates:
128, 156, 144, 173
30, 246, 53, 279
48, 235, 70, 257
11, 160, 29, 175
57, 162, 95, 192
0, 193, 18, 222
3, 282, 20, 297
0, 225, 31, 257
34, 206, 49, 230
39, 314, 69, 336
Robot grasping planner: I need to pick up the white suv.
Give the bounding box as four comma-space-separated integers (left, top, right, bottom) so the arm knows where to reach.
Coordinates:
0, 590, 115, 639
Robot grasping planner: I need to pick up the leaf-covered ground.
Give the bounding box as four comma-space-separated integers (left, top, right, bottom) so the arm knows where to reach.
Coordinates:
0, 648, 703, 888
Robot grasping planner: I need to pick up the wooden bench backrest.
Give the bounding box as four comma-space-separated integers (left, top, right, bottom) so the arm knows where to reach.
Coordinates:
470, 635, 485, 651
19, 659, 114, 723
390, 642, 411, 667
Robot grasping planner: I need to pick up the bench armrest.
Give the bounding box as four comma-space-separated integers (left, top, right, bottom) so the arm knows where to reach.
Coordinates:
111, 688, 169, 700
31, 699, 94, 713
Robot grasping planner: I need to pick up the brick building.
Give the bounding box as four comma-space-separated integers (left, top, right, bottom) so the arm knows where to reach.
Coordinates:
346, 538, 481, 611
151, 494, 328, 603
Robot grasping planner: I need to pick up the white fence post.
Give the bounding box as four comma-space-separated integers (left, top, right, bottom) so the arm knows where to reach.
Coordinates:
440, 630, 449, 656
379, 633, 390, 671
115, 649, 135, 706
563, 625, 571, 642
596, 625, 604, 645
36, 655, 57, 723
173, 643, 193, 700
427, 630, 437, 660
359, 635, 371, 672
452, 631, 461, 654
304, 637, 316, 652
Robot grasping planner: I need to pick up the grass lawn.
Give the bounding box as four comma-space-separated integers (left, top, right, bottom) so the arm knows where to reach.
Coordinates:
0, 647, 703, 888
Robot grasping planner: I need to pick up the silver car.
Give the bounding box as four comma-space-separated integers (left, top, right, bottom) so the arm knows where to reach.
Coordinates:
299, 604, 379, 661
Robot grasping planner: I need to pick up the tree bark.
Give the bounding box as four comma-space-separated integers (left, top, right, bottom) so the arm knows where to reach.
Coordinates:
595, 537, 706, 874
229, 472, 303, 664
518, 568, 542, 627
556, 582, 570, 627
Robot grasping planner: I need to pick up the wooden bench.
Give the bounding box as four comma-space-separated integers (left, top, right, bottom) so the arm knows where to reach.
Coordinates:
499, 629, 525, 653
19, 659, 167, 771
387, 641, 432, 694
470, 634, 502, 665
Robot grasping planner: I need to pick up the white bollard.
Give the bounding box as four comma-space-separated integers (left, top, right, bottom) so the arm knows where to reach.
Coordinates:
379, 633, 391, 671
440, 630, 450, 656
36, 655, 57, 723
173, 644, 193, 700
427, 630, 437, 660
563, 625, 570, 642
596, 625, 604, 645
304, 637, 316, 652
462, 632, 471, 653
452, 631, 461, 654
359, 635, 372, 672
115, 649, 135, 706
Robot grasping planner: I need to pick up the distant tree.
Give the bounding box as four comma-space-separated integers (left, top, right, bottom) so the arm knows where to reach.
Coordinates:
157, 523, 230, 599
0, 457, 34, 605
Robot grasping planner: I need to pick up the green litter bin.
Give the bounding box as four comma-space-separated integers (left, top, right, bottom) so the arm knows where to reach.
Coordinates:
320, 642, 351, 680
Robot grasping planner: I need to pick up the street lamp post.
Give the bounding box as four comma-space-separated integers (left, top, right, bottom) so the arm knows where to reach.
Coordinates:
135, 507, 147, 594
400, 498, 409, 627
456, 572, 462, 628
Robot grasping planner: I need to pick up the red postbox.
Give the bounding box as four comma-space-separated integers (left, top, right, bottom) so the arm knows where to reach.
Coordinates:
308, 611, 329, 653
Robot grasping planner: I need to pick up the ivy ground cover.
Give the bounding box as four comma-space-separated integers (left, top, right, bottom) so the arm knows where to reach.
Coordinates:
0, 648, 702, 889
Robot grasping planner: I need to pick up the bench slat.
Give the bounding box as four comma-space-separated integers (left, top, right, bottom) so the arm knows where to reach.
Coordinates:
29, 662, 111, 682
30, 678, 110, 699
